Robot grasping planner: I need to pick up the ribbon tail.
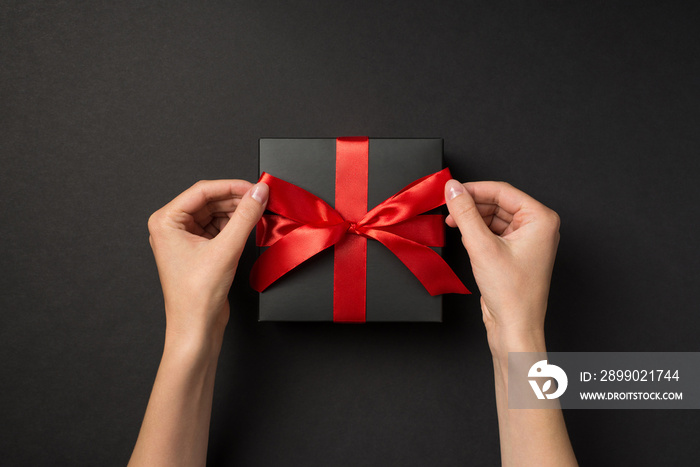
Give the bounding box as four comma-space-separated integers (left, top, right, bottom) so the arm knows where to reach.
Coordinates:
251, 224, 347, 292
365, 229, 470, 295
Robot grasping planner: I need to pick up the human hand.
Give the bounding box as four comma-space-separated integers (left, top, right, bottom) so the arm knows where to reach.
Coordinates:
147, 180, 268, 349
444, 180, 560, 355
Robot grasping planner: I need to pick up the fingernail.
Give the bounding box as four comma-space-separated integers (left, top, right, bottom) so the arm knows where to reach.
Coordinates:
250, 183, 269, 204
445, 179, 464, 201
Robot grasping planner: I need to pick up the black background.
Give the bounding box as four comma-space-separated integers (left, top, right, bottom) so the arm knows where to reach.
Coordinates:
1, 1, 699, 466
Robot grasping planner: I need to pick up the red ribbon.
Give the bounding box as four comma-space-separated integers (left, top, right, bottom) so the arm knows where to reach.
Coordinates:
250, 137, 470, 322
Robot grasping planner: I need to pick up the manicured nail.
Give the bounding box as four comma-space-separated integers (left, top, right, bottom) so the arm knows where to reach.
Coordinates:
250, 183, 269, 204
445, 179, 464, 200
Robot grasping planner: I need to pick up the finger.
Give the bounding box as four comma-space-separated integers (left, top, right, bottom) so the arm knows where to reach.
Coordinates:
206, 197, 244, 215
187, 219, 213, 239
484, 215, 511, 236
203, 221, 220, 238
192, 197, 245, 229
444, 179, 495, 251
463, 181, 542, 216
215, 182, 269, 262
210, 216, 230, 232
167, 180, 254, 217
446, 203, 514, 229
475, 203, 515, 223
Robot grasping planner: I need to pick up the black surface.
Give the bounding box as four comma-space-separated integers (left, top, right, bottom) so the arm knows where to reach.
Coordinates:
258, 138, 443, 322
1, 1, 699, 466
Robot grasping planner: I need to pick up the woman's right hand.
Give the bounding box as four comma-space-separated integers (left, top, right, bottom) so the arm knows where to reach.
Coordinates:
444, 180, 561, 355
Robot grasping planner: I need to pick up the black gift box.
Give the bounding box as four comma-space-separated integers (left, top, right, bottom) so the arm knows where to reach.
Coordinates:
257, 138, 445, 322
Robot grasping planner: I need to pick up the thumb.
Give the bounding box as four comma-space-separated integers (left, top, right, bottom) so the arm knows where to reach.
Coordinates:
444, 179, 494, 254
216, 182, 269, 258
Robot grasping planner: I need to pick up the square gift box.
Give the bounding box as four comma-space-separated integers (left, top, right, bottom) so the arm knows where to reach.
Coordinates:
253, 137, 467, 322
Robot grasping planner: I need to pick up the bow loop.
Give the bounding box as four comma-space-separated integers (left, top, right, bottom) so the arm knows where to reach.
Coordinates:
358, 168, 454, 228
262, 172, 344, 226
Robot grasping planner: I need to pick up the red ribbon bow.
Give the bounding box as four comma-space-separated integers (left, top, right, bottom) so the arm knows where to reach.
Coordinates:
250, 137, 469, 322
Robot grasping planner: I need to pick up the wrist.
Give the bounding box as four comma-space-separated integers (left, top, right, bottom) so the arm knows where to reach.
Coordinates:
163, 310, 227, 363
164, 327, 224, 362
489, 328, 547, 393
487, 326, 546, 363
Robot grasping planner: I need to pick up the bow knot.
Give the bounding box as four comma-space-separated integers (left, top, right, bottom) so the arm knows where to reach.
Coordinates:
347, 222, 362, 235
250, 168, 469, 298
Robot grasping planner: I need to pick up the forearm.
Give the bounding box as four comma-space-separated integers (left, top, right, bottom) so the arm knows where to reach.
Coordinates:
490, 330, 577, 467
128, 325, 225, 467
